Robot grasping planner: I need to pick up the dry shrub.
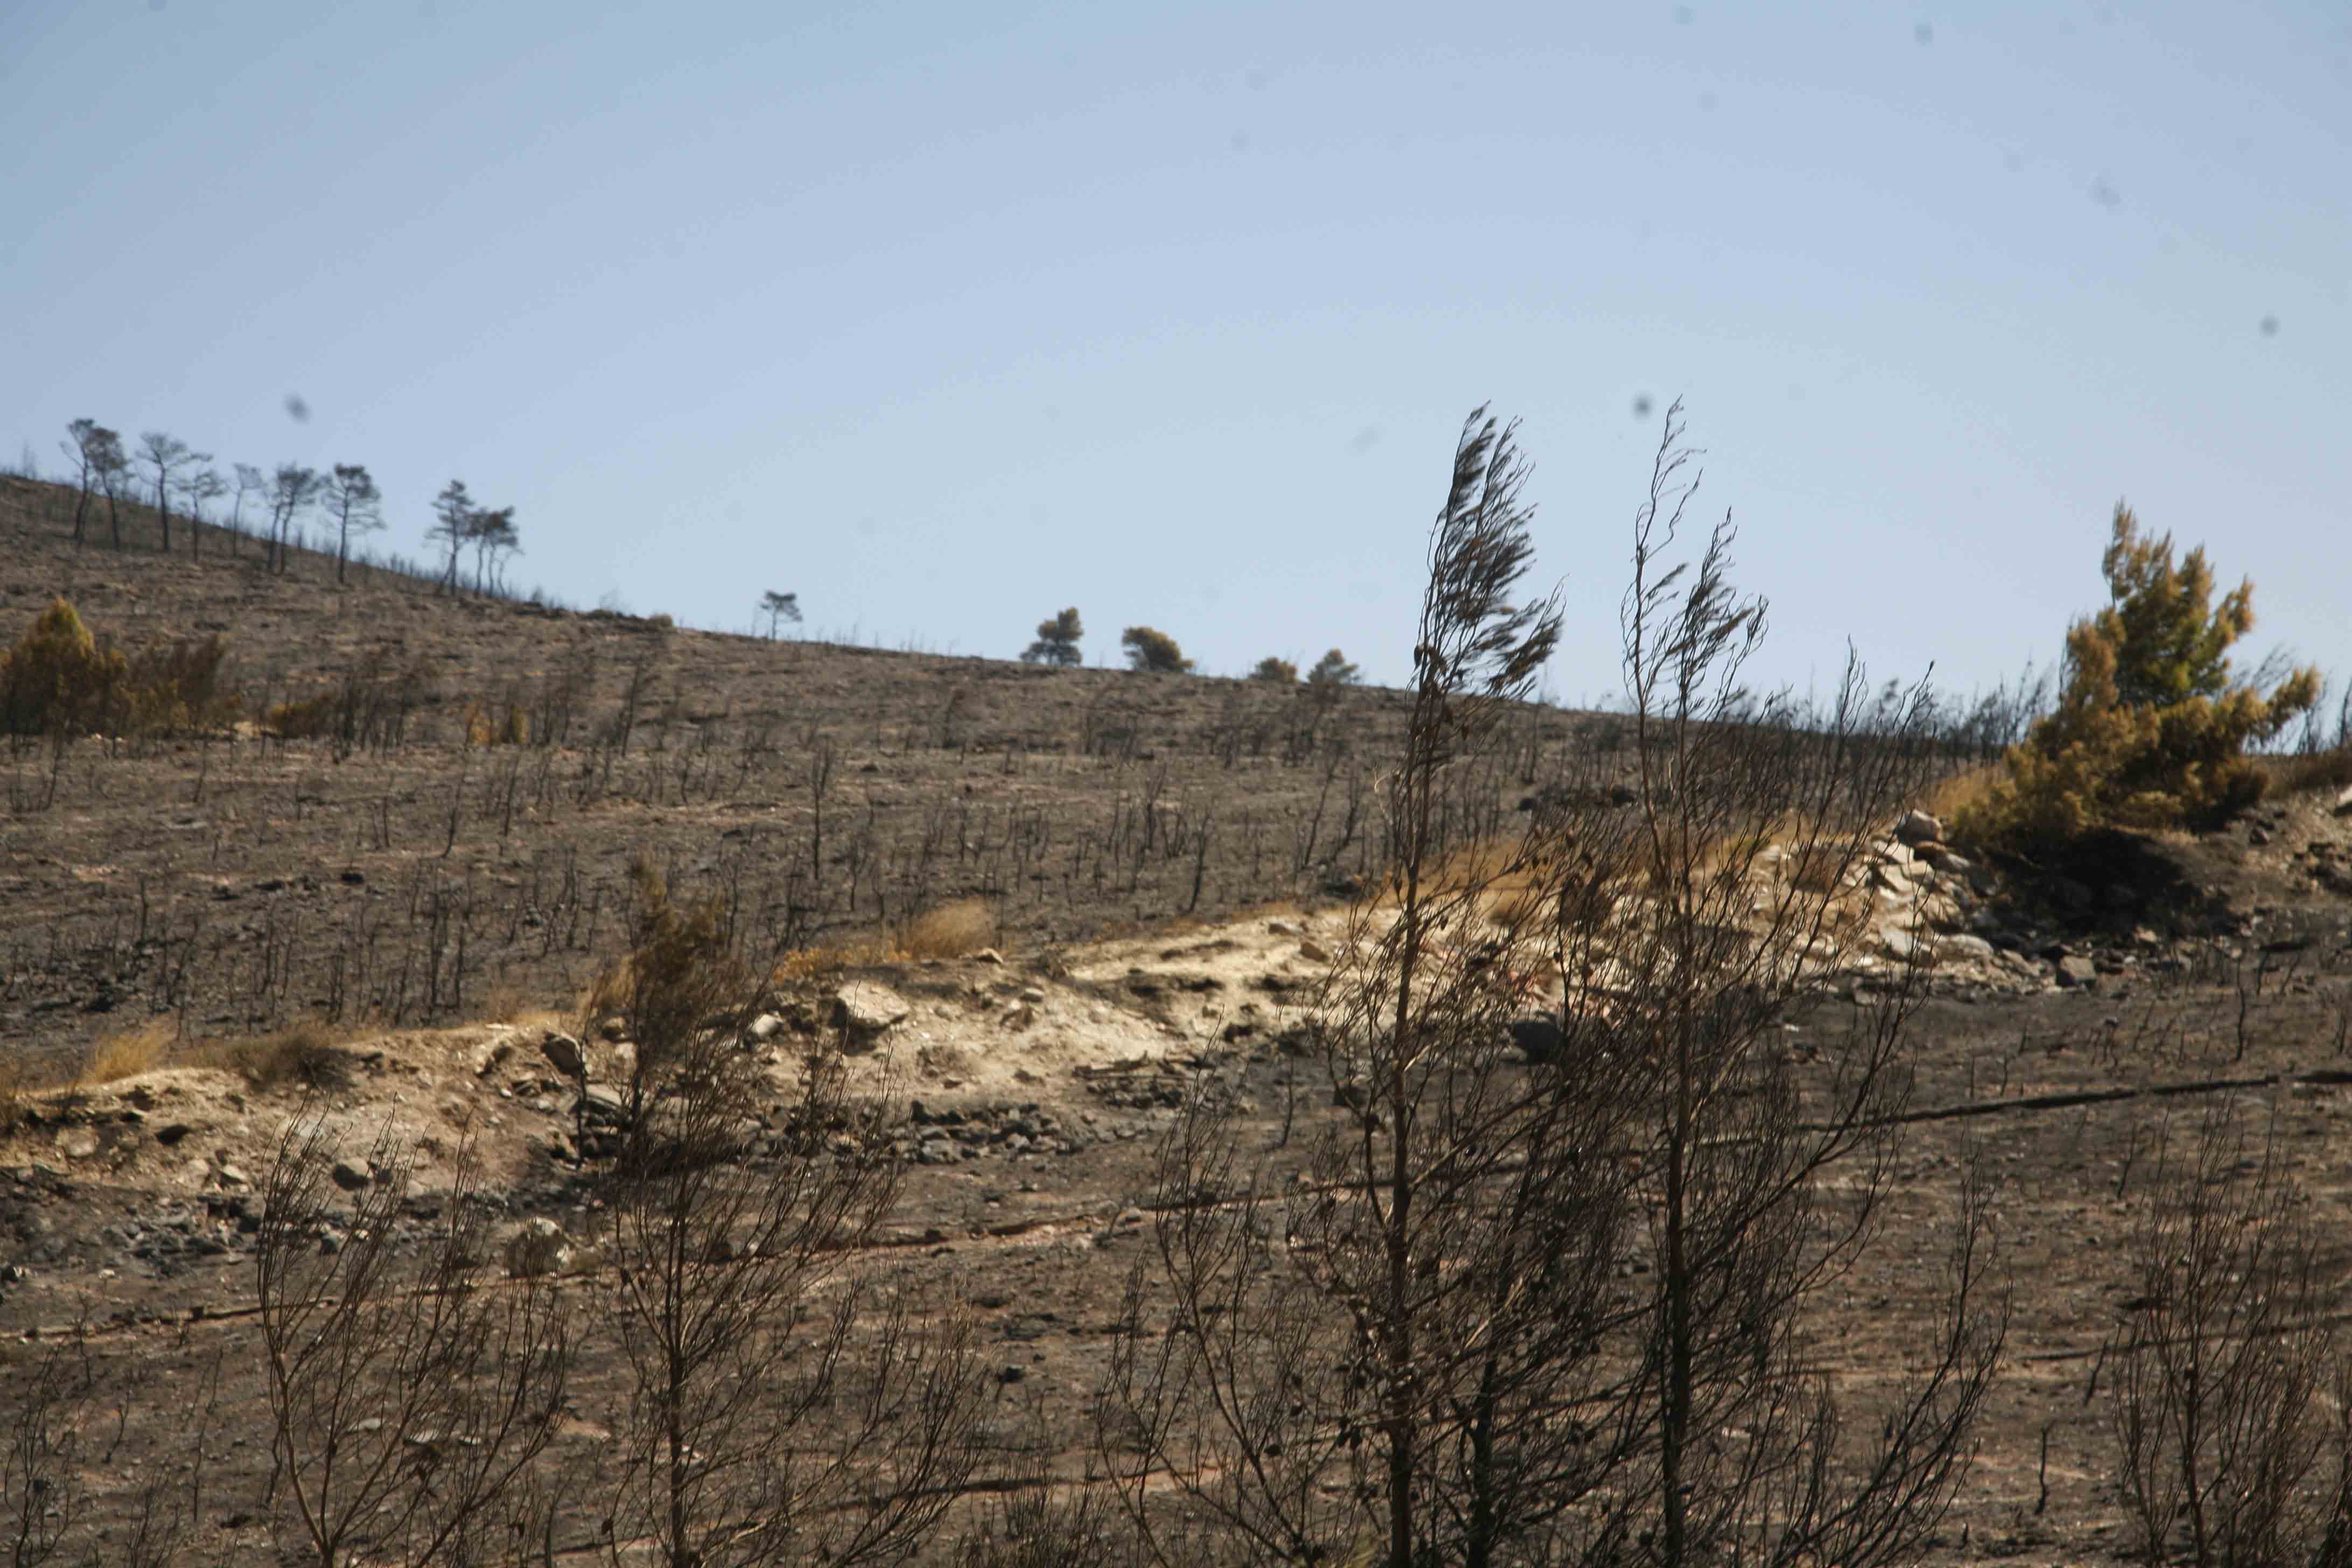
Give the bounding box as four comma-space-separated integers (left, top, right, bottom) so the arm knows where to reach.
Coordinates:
193, 1021, 351, 1089
1922, 761, 2000, 828
2264, 746, 2352, 799
771, 932, 898, 982
122, 634, 239, 735
583, 859, 751, 1116
895, 897, 997, 959
266, 690, 341, 738
463, 697, 530, 746
80, 1018, 175, 1084
0, 1055, 34, 1131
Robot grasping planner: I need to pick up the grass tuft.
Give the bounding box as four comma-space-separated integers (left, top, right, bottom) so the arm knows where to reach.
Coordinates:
80, 1018, 176, 1085
893, 898, 998, 960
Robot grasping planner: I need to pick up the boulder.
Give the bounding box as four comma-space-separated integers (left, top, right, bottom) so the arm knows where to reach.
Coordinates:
832, 982, 911, 1041
2055, 955, 2099, 989
744, 1013, 784, 1044
1917, 845, 1972, 876
330, 1160, 373, 1192
2334, 785, 2352, 817
538, 1031, 587, 1081
1937, 933, 1997, 965
505, 1217, 573, 1279
1507, 1016, 1564, 1063
1893, 810, 1944, 845
1879, 926, 1927, 964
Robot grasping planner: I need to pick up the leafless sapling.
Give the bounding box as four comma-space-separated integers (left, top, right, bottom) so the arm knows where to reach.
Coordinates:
255, 1116, 572, 1568
2105, 1096, 2345, 1568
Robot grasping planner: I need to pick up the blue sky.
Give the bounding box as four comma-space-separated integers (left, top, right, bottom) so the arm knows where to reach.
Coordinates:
4, 1, 2346, 704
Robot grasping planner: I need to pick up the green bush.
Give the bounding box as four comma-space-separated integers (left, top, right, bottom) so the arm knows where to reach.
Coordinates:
1, 598, 127, 736
1306, 647, 1361, 687
1119, 625, 1192, 674
1958, 504, 2318, 855
0, 597, 239, 739
1249, 656, 1298, 683
1021, 607, 1083, 667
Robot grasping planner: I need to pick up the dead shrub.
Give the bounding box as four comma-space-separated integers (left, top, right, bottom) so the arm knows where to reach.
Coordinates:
895, 897, 997, 959
2105, 1097, 2347, 1568
2264, 746, 2352, 800
264, 646, 430, 752
122, 634, 239, 736
582, 858, 752, 1124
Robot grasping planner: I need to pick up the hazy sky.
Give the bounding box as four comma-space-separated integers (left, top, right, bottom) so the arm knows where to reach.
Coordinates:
5, 2, 2346, 704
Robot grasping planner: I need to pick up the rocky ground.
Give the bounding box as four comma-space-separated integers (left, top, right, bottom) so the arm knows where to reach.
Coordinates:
9, 782, 2352, 1563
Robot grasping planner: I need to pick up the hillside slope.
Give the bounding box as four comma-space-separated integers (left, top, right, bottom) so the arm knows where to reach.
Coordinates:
0, 473, 1581, 1075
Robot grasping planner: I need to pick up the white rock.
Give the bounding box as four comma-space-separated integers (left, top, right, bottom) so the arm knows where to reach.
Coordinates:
1893, 809, 1945, 845
832, 982, 911, 1039
745, 1013, 784, 1044
1937, 933, 1997, 964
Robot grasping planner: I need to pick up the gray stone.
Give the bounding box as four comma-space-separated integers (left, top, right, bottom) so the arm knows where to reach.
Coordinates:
330, 1160, 372, 1192
2056, 955, 2099, 988
538, 1031, 587, 1081
1937, 933, 1997, 965
1919, 845, 1973, 876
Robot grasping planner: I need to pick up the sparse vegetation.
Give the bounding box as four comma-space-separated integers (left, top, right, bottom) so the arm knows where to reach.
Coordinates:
895, 896, 997, 959
11, 403, 2352, 1567
1248, 655, 1298, 683
1305, 647, 1359, 687
0, 596, 237, 739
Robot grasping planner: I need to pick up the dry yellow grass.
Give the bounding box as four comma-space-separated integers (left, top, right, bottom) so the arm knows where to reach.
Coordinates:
1923, 762, 2001, 831
189, 1021, 353, 1089
2262, 748, 2352, 799
80, 1018, 176, 1084
893, 898, 997, 960
771, 933, 898, 983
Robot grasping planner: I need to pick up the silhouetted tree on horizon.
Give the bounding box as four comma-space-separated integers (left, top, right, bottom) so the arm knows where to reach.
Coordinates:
135, 431, 208, 555
1121, 625, 1192, 673
264, 464, 321, 575
1021, 607, 1084, 666
319, 463, 385, 584
759, 589, 801, 640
